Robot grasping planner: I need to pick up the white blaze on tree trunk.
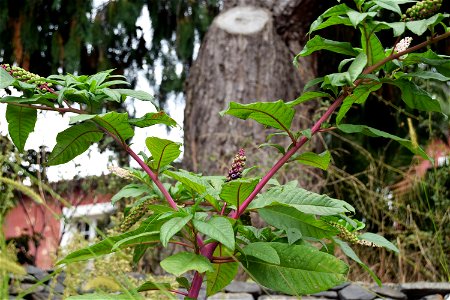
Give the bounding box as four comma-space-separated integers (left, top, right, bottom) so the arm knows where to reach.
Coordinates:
214, 6, 270, 35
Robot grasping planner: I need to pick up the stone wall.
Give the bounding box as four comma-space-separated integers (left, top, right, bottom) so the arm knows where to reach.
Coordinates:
8, 266, 450, 300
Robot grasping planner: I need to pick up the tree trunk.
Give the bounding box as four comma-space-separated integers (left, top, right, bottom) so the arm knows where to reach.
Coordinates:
183, 2, 322, 176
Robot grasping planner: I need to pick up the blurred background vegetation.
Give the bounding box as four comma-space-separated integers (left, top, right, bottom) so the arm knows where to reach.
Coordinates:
0, 0, 449, 289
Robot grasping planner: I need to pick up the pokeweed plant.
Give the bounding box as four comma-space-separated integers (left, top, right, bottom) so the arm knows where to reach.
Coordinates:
0, 0, 449, 299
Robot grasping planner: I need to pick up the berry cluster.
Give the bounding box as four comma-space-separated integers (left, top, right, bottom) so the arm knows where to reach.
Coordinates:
402, 0, 442, 21
226, 149, 246, 182
119, 198, 153, 232
1, 64, 54, 92
329, 221, 381, 248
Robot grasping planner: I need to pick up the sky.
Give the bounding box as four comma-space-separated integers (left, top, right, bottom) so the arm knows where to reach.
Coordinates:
0, 3, 185, 182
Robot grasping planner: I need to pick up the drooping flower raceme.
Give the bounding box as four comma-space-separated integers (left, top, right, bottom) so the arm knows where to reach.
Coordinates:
226, 149, 246, 182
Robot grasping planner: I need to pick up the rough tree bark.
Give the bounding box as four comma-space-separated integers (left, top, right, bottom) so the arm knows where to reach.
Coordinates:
183, 1, 324, 178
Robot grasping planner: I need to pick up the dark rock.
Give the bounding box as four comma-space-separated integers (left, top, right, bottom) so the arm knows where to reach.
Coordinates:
25, 265, 49, 282
225, 281, 262, 295
258, 296, 299, 300
330, 282, 351, 291
401, 282, 450, 298
20, 274, 37, 284
208, 292, 253, 299
420, 295, 444, 300
338, 284, 376, 300
371, 286, 407, 299
311, 290, 338, 298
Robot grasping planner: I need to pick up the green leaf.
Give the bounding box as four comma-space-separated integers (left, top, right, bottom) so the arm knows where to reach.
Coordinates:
323, 72, 352, 87
308, 4, 352, 34
348, 53, 367, 82
101, 88, 122, 102
292, 151, 331, 170
69, 114, 97, 124
98, 80, 130, 89
206, 262, 238, 296
338, 124, 431, 161
219, 178, 259, 207
176, 277, 191, 289
406, 19, 428, 35
129, 112, 177, 128
47, 122, 103, 166
57, 215, 163, 264
160, 252, 214, 276
0, 68, 15, 88
399, 70, 450, 82
193, 217, 235, 250
136, 281, 172, 292
300, 36, 359, 57
249, 185, 355, 216
346, 11, 377, 27
402, 49, 450, 77
373, 0, 401, 15
243, 242, 348, 295
258, 206, 339, 239
373, 21, 405, 36
220, 100, 294, 132
114, 89, 155, 102
358, 232, 399, 252
286, 91, 331, 108
242, 242, 280, 265
95, 112, 134, 141
361, 30, 385, 67
111, 231, 159, 251
5, 104, 37, 152
333, 238, 381, 286
258, 143, 286, 155
160, 215, 192, 247
302, 77, 324, 91
309, 16, 353, 33
111, 184, 150, 204
145, 137, 181, 172
336, 83, 382, 124
165, 170, 219, 209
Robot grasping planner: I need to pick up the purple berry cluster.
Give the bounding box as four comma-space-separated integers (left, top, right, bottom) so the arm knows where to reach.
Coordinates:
226, 149, 246, 182
1, 64, 54, 93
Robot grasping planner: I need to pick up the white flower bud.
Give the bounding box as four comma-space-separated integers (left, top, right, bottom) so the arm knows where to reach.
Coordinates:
108, 166, 133, 179
394, 37, 413, 54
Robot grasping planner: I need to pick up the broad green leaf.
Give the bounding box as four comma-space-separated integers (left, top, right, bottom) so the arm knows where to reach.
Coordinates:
47, 122, 103, 166
348, 52, 367, 81
69, 114, 97, 124
219, 178, 259, 207
146, 137, 181, 172
286, 91, 331, 108
243, 242, 348, 295
242, 242, 280, 264
300, 36, 359, 57
160, 215, 192, 247
387, 78, 441, 113
399, 71, 450, 82
137, 281, 172, 292
308, 3, 351, 33
95, 112, 134, 141
111, 231, 159, 251
98, 80, 130, 89
292, 151, 331, 170
176, 277, 191, 289
346, 11, 377, 28
133, 244, 150, 264
6, 104, 37, 152
333, 238, 381, 286
206, 262, 238, 296
129, 112, 177, 128
402, 49, 450, 77
165, 170, 219, 209
258, 143, 286, 155
114, 89, 155, 102
0, 68, 15, 88
101, 88, 122, 102
406, 19, 428, 35
373, 0, 401, 15
220, 100, 294, 132
360, 30, 385, 67
323, 72, 352, 87
87, 71, 109, 87
309, 16, 353, 33
336, 83, 382, 124
302, 77, 324, 91
57, 215, 163, 264
358, 232, 399, 252
160, 252, 214, 276
111, 184, 150, 204
373, 21, 405, 36
258, 206, 339, 239
249, 185, 355, 215
193, 217, 235, 250
338, 124, 431, 161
